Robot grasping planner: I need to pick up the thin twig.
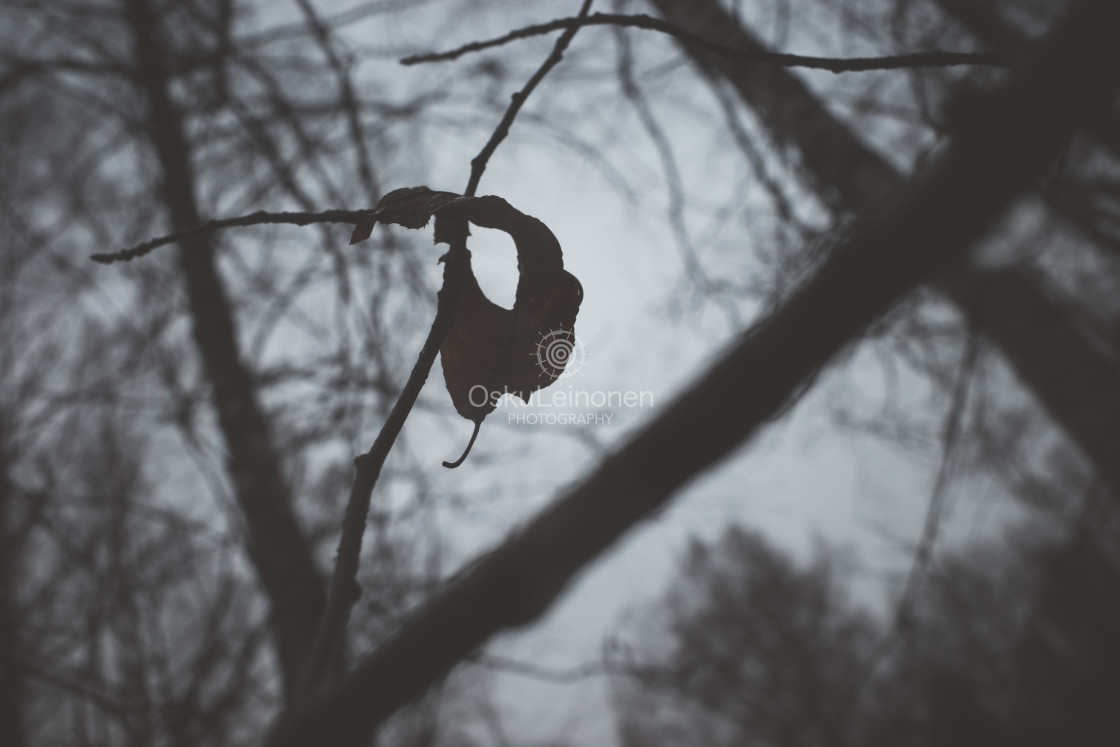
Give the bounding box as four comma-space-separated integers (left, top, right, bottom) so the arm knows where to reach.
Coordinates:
470, 653, 615, 683
296, 0, 597, 701
402, 12, 1014, 73
465, 0, 595, 197
836, 330, 979, 723
90, 209, 367, 264
294, 0, 381, 202
613, 25, 739, 315
298, 217, 470, 700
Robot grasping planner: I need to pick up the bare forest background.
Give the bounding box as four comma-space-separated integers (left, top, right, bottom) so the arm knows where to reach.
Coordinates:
3, 0, 1120, 745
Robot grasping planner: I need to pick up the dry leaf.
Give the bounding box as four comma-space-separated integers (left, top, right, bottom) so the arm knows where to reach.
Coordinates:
349, 186, 460, 244
353, 187, 583, 466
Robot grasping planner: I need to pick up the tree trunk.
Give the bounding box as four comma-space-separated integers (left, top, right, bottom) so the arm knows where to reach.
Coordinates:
0, 444, 24, 747
120, 0, 325, 702
930, 0, 1120, 168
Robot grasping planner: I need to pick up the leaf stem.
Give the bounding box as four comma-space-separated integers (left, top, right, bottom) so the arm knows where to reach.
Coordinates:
442, 420, 482, 469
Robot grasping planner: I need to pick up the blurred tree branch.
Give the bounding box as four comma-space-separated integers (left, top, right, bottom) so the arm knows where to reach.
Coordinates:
931, 0, 1120, 156
649, 0, 1120, 495
120, 0, 326, 702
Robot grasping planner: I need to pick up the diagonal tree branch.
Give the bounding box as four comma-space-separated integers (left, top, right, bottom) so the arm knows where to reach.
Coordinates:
402, 12, 1014, 72
267, 2, 1120, 742
648, 0, 1120, 495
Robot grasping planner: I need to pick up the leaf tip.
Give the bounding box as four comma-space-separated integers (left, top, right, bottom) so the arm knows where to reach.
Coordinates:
349, 215, 377, 244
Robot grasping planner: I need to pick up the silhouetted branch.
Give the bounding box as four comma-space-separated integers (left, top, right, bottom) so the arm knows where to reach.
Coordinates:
90, 209, 367, 264
298, 217, 470, 701
297, 0, 597, 702
268, 3, 1120, 741
402, 12, 1014, 73
464, 0, 595, 196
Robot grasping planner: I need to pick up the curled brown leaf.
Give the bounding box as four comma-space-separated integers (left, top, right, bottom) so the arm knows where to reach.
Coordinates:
353, 187, 583, 466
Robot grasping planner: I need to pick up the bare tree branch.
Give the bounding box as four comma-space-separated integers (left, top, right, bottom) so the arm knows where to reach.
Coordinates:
650, 0, 1120, 496
90, 209, 368, 264
464, 0, 595, 196
297, 217, 470, 701
296, 0, 597, 702
402, 12, 1014, 73
268, 2, 1120, 741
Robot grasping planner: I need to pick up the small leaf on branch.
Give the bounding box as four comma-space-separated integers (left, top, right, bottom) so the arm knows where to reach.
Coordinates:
356, 187, 583, 467
349, 215, 377, 244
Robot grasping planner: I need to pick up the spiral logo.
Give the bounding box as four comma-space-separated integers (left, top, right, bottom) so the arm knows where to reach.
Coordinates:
533, 328, 587, 380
